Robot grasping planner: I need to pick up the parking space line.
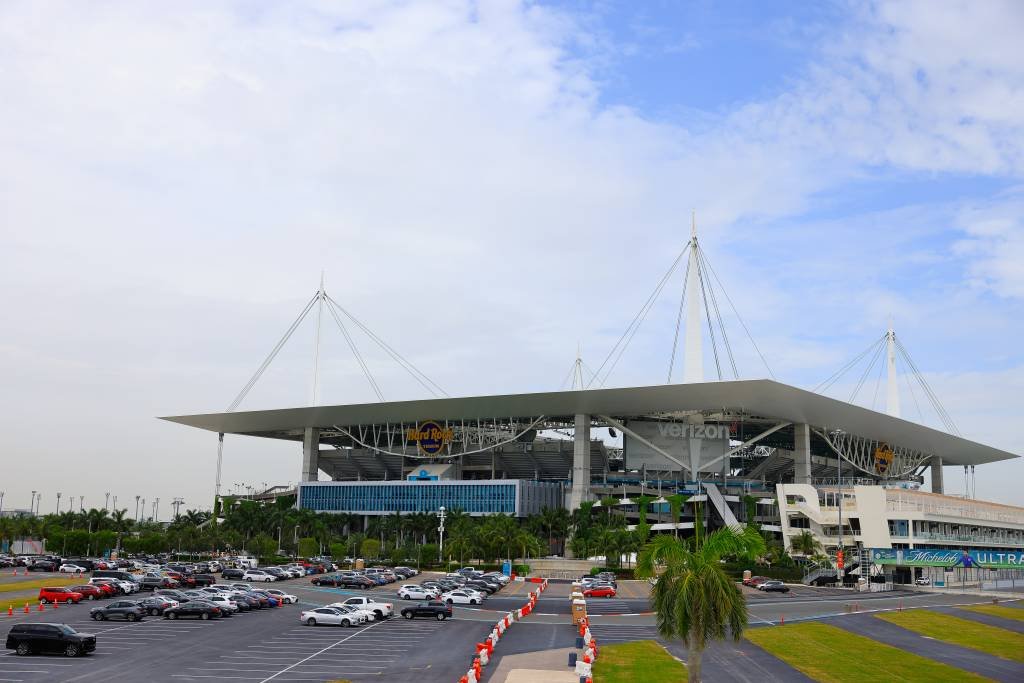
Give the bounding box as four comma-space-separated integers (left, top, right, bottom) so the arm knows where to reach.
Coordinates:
254, 619, 387, 683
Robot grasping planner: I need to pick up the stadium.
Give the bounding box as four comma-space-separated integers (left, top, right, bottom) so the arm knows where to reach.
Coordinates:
164, 231, 1024, 586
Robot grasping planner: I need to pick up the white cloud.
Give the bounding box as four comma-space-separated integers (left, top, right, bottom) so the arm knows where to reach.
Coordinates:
0, 0, 1021, 509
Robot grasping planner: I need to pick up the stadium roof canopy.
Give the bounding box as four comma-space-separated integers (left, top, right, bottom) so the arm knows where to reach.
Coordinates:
162, 379, 1016, 467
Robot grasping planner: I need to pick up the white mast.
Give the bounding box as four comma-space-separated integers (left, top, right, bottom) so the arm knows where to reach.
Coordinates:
312, 272, 325, 406
886, 317, 900, 418
572, 342, 585, 390
683, 213, 704, 383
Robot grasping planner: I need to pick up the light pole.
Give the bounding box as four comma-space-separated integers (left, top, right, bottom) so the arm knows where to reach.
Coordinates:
135, 495, 141, 522
437, 506, 447, 566
35, 493, 41, 516
55, 492, 61, 515
154, 498, 160, 522
105, 492, 110, 511
141, 498, 146, 521
0, 490, 5, 516
30, 490, 36, 516
112, 495, 117, 512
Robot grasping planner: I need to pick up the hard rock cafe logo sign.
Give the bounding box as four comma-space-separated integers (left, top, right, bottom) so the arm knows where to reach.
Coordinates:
873, 443, 894, 475
406, 420, 454, 455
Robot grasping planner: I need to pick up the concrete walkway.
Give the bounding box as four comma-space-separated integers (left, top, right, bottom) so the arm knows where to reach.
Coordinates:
483, 647, 578, 683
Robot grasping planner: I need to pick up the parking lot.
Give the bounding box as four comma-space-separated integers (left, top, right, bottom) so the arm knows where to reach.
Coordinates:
0, 577, 492, 682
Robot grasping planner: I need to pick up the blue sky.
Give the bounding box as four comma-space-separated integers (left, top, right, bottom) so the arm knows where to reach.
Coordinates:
0, 0, 1022, 510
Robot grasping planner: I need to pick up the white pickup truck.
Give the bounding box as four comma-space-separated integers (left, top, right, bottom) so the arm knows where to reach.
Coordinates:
335, 596, 393, 620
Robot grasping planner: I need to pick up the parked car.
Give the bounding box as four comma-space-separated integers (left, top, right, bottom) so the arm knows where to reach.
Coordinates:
90, 600, 146, 621
201, 594, 239, 615
397, 585, 438, 600
300, 607, 362, 627
68, 584, 107, 601
191, 574, 216, 587
136, 596, 179, 616
582, 585, 617, 598
87, 579, 121, 597
242, 569, 275, 583
334, 596, 393, 619
758, 581, 790, 593
39, 587, 84, 604
27, 560, 57, 572
220, 568, 245, 580
441, 590, 483, 605
400, 601, 453, 621
5, 623, 96, 657
915, 577, 931, 586
163, 600, 223, 620
265, 589, 298, 604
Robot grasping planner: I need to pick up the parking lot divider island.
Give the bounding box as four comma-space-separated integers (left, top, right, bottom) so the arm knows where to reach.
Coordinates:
460, 578, 550, 683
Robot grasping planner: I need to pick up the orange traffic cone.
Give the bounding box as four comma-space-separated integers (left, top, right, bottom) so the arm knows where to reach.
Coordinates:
38, 602, 45, 612
23, 603, 29, 614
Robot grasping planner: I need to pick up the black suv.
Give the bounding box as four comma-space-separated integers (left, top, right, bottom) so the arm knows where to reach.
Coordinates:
221, 568, 245, 580
6, 623, 97, 657
400, 601, 453, 621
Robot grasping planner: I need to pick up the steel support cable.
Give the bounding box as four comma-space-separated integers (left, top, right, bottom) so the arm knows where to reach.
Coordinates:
697, 245, 776, 380
558, 362, 578, 391
696, 256, 723, 380
894, 339, 956, 430
894, 339, 960, 434
227, 292, 320, 412
325, 300, 385, 401
902, 362, 925, 422
600, 265, 678, 387
813, 334, 886, 394
588, 243, 689, 388
698, 248, 739, 379
326, 295, 448, 398
849, 340, 885, 404
870, 343, 887, 411
666, 255, 692, 383
330, 296, 447, 398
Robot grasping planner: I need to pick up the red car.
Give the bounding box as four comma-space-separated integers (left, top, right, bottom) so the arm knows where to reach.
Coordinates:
89, 580, 120, 597
69, 584, 106, 601
39, 587, 84, 604
582, 586, 616, 598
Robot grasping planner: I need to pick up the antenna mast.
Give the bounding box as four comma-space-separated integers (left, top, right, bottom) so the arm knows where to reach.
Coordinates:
683, 212, 704, 383
312, 271, 325, 406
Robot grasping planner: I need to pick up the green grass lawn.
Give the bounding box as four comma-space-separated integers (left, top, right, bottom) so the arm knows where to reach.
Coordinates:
745, 622, 988, 682
961, 603, 1024, 623
876, 610, 1024, 663
591, 640, 686, 683
0, 577, 79, 594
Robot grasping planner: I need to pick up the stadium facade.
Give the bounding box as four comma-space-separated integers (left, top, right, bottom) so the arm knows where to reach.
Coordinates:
163, 232, 1023, 583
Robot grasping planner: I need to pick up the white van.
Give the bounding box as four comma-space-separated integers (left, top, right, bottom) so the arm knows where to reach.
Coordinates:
235, 556, 258, 569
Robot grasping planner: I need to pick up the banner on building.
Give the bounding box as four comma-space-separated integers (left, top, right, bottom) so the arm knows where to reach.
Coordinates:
870, 548, 1024, 569
622, 420, 728, 473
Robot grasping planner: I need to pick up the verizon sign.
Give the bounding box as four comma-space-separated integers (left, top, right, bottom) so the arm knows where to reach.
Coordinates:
622, 420, 729, 474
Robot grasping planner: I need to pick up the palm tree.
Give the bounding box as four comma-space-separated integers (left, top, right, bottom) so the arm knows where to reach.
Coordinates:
110, 509, 131, 553
789, 530, 821, 557
637, 526, 766, 682
666, 494, 687, 538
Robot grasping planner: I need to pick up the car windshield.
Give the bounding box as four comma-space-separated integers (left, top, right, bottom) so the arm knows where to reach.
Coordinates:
58, 625, 77, 635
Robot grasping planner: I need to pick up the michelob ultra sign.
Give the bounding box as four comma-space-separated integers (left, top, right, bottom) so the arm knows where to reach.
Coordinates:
406, 420, 454, 455
870, 548, 1024, 569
